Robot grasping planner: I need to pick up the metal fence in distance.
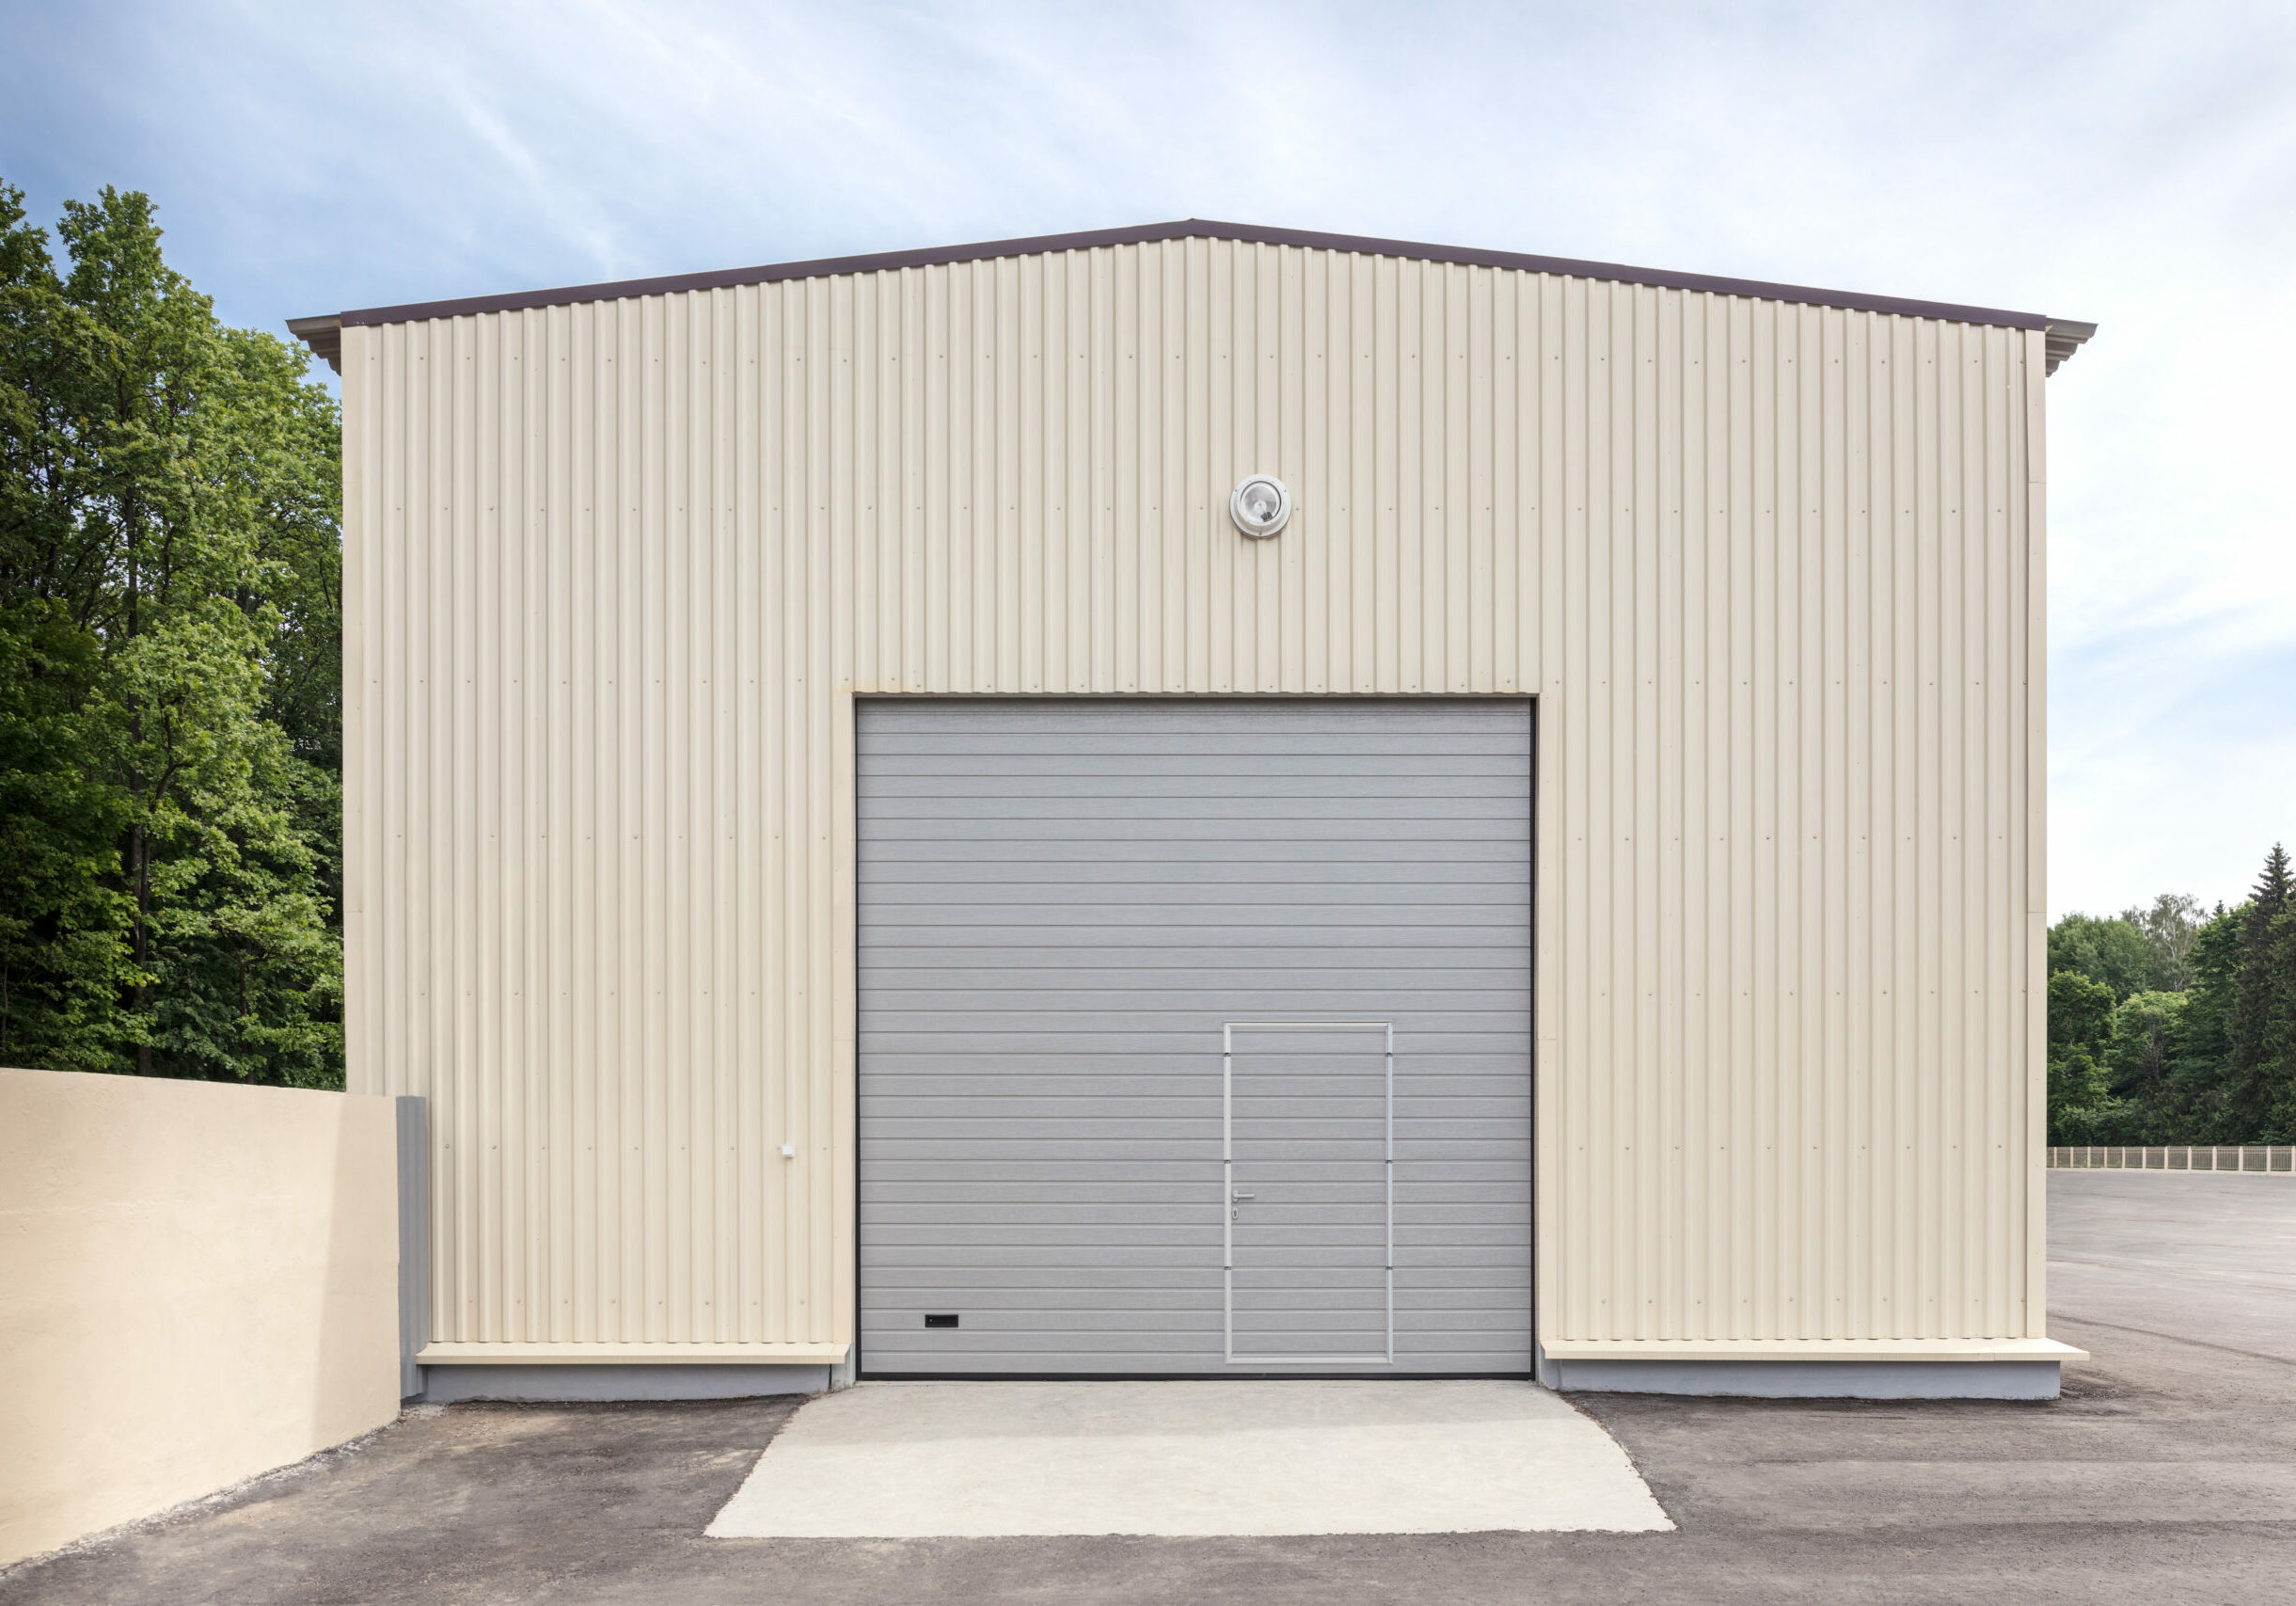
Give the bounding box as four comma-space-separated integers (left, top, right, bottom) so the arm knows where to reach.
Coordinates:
2049, 1145, 2295, 1172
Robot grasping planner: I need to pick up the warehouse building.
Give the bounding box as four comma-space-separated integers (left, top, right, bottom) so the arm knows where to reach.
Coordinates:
291, 220, 2094, 1402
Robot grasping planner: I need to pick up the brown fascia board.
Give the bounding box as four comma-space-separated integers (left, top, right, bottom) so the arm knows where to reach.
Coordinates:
287, 218, 2072, 375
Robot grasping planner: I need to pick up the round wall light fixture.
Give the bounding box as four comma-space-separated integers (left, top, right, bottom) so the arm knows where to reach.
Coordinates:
1228, 474, 1292, 539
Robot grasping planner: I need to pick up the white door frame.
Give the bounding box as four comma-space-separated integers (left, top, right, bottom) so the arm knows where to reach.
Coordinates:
1222, 1020, 1395, 1366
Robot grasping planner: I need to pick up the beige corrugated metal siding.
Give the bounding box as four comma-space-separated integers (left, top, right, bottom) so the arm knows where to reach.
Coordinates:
340, 236, 2049, 1352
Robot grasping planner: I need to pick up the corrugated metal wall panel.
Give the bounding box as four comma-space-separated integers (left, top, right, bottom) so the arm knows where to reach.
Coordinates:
340, 239, 2045, 1349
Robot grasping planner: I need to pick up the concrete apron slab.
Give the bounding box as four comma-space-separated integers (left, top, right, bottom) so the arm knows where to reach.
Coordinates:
705, 1379, 1673, 1537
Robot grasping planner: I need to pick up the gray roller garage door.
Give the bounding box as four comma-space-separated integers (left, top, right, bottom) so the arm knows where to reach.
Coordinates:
858, 699, 1531, 1375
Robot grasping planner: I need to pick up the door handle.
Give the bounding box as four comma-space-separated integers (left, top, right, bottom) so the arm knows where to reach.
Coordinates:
1231, 1191, 1257, 1201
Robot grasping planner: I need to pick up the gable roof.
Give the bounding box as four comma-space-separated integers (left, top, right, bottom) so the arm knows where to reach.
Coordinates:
289, 217, 2093, 374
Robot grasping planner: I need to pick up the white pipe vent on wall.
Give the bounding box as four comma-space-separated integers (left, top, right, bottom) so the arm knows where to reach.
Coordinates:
1228, 474, 1291, 538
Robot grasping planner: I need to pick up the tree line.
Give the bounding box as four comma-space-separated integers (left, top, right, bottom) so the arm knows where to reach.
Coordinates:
2048, 845, 2296, 1145
1, 183, 342, 1086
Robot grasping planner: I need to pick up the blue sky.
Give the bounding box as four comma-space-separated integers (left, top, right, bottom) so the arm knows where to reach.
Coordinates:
6, 0, 2291, 918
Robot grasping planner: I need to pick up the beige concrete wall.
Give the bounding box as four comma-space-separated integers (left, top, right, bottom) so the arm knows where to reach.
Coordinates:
340, 234, 2051, 1356
0, 1070, 402, 1567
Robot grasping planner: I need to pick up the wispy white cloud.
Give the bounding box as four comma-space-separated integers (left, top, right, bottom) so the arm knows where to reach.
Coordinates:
6, 0, 2289, 914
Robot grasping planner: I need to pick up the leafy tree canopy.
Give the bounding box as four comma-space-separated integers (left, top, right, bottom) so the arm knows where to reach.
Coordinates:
0, 181, 340, 1085
2051, 913, 2161, 1000
2047, 969, 2123, 1145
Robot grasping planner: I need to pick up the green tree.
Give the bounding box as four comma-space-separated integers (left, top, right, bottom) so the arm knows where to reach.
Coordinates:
0, 602, 134, 1067
2264, 902, 2296, 1141
2165, 902, 2243, 1138
2223, 846, 2293, 1140
2049, 913, 2155, 1001
2103, 990, 2186, 1141
2047, 969, 2123, 1144
2130, 892, 2207, 993
0, 181, 340, 1085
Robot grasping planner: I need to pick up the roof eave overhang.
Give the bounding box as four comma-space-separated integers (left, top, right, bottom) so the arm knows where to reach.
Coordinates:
2045, 317, 2098, 375
287, 314, 342, 375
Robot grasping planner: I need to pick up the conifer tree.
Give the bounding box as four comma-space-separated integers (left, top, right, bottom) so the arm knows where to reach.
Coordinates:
2258, 870, 2296, 1141
2165, 903, 2242, 1137
2222, 845, 2293, 1139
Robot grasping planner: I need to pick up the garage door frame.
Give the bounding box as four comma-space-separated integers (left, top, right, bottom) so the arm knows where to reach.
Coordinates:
852, 694, 1537, 1380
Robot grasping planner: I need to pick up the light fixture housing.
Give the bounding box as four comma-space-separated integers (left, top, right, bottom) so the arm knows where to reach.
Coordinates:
1228, 474, 1292, 538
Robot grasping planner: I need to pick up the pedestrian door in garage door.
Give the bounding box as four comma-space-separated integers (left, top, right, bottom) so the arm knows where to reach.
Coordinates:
857, 698, 1532, 1376
1225, 1021, 1394, 1365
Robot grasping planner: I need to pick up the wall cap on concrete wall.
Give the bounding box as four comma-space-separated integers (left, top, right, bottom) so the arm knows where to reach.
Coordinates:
1540, 1338, 2087, 1362
415, 1342, 850, 1365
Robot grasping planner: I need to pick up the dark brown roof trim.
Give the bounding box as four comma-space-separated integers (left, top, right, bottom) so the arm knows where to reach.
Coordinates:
303, 219, 2050, 342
